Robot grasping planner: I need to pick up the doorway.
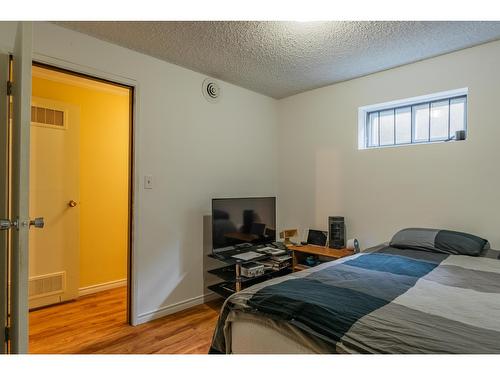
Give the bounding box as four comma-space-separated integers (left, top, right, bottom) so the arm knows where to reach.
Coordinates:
27, 63, 134, 351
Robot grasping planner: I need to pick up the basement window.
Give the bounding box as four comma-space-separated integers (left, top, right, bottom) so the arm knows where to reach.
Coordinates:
358, 88, 468, 149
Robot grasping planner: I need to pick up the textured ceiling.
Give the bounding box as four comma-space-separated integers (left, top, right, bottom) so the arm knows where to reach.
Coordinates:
54, 21, 500, 99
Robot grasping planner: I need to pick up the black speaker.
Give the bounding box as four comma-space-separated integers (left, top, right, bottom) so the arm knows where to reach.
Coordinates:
329, 216, 345, 249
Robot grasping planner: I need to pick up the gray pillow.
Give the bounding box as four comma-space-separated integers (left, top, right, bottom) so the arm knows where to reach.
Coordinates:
390, 228, 489, 257
481, 248, 500, 260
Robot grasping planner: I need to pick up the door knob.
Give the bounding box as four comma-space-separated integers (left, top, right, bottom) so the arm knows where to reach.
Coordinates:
29, 217, 44, 229
0, 218, 17, 230
68, 200, 77, 208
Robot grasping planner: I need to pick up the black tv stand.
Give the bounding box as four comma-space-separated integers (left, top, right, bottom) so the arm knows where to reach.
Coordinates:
207, 244, 292, 298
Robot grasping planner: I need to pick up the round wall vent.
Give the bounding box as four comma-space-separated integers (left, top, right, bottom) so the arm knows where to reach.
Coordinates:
202, 78, 221, 103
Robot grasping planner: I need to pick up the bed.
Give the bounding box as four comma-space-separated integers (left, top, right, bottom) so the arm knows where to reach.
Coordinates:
209, 229, 500, 354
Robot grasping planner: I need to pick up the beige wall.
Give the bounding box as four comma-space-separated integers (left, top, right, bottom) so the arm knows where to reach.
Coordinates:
32, 73, 130, 289
277, 40, 500, 249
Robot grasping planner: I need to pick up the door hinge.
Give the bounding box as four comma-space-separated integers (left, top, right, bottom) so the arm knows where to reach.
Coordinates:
4, 326, 9, 342
6, 80, 12, 96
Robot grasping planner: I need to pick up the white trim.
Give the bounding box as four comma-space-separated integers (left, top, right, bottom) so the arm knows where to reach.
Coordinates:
78, 279, 127, 297
32, 65, 130, 97
32, 51, 142, 326
358, 87, 469, 113
32, 52, 138, 88
136, 292, 216, 325
357, 106, 367, 150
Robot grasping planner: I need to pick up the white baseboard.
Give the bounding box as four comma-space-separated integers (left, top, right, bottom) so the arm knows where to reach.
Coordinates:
78, 278, 127, 297
135, 292, 217, 325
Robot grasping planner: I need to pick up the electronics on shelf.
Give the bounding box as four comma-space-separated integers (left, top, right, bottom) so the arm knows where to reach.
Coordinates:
230, 251, 262, 261
241, 262, 265, 278
307, 229, 328, 247
328, 216, 346, 249
271, 241, 288, 250
257, 246, 287, 256
257, 255, 292, 271
347, 238, 360, 253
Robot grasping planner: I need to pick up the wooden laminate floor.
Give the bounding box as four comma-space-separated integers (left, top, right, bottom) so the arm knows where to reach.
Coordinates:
29, 287, 223, 354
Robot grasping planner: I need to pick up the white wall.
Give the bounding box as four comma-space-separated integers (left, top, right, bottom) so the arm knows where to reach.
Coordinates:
2, 21, 499, 325
277, 40, 500, 250
0, 22, 278, 324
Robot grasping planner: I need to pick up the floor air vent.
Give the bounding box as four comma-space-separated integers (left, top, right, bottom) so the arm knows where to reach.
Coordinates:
29, 272, 66, 299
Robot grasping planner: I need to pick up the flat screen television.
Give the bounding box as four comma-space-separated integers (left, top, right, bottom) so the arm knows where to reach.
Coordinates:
212, 197, 276, 251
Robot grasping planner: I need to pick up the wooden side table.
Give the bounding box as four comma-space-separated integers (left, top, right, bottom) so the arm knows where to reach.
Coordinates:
287, 244, 354, 271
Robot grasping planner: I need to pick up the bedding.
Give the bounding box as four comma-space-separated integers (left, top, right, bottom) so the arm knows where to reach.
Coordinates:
209, 244, 500, 354
390, 228, 489, 256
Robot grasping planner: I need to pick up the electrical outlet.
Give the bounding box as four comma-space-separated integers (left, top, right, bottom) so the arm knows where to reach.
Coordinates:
144, 175, 153, 189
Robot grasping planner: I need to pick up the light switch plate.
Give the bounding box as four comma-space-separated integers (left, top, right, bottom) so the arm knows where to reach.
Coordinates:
144, 175, 153, 189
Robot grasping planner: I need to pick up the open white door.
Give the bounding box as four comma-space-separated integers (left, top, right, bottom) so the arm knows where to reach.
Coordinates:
29, 96, 80, 308
9, 22, 36, 354
0, 48, 10, 354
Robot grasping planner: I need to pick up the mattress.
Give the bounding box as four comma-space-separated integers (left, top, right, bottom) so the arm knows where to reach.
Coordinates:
210, 244, 500, 354
231, 314, 315, 354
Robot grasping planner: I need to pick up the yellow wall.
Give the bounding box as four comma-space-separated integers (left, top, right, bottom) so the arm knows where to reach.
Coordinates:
32, 73, 130, 288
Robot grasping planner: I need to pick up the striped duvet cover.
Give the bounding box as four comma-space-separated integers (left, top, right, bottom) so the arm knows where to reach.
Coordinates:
209, 245, 500, 353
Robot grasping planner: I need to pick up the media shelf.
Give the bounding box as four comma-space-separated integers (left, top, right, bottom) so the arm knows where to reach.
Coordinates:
207, 267, 292, 299
208, 252, 269, 265
208, 264, 292, 283
207, 282, 236, 300
207, 265, 238, 281
206, 248, 293, 298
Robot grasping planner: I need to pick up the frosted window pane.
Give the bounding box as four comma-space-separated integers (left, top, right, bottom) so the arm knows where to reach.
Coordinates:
450, 97, 466, 137
395, 107, 411, 144
430, 100, 449, 141
413, 103, 429, 142
379, 110, 395, 146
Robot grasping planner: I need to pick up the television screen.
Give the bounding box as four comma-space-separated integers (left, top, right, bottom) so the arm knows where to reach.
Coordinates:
212, 197, 276, 250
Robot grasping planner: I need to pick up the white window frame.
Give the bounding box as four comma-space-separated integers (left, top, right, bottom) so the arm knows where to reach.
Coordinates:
358, 88, 468, 150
